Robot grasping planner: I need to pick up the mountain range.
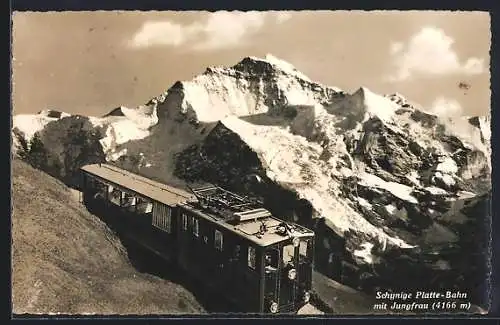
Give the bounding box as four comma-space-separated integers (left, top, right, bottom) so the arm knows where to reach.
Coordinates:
12, 54, 492, 310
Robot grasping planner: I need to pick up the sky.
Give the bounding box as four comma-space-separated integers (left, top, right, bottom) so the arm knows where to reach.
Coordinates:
11, 11, 491, 117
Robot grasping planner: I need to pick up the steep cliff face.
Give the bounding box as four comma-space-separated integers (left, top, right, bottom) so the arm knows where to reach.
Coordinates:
12, 54, 491, 308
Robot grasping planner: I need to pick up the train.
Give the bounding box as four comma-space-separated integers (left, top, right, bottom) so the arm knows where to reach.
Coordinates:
79, 163, 315, 314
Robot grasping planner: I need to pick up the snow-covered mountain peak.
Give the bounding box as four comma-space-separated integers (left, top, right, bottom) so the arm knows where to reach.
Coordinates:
243, 53, 313, 82
160, 55, 343, 123
191, 54, 313, 83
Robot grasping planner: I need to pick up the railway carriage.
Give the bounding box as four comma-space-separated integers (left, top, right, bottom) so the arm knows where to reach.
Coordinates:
79, 163, 315, 314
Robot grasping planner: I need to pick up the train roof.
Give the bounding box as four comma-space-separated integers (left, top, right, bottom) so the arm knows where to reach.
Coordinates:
180, 202, 314, 247
80, 163, 195, 206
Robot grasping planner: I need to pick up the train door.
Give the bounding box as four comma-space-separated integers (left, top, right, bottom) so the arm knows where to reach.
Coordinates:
213, 229, 225, 282
241, 245, 261, 311
177, 210, 190, 272
263, 247, 280, 312
189, 215, 203, 278
214, 229, 239, 301
226, 242, 242, 301
279, 242, 298, 310
298, 237, 313, 291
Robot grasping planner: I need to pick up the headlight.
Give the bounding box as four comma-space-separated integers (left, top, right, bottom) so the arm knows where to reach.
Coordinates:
288, 268, 297, 280
269, 301, 278, 313
303, 291, 311, 303
292, 237, 300, 247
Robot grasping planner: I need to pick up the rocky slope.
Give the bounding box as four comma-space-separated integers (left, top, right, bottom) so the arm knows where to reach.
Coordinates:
12, 54, 492, 311
11, 159, 205, 314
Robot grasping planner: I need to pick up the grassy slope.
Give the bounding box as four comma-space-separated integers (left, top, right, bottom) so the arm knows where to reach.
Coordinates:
11, 159, 205, 315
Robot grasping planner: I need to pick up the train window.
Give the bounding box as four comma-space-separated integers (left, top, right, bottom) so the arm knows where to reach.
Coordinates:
264, 249, 279, 273
181, 213, 188, 231
193, 218, 200, 237
122, 192, 137, 212
136, 197, 153, 214
152, 203, 172, 233
283, 244, 295, 265
108, 186, 122, 206
92, 181, 107, 199
214, 230, 223, 251
299, 240, 308, 258
248, 246, 256, 269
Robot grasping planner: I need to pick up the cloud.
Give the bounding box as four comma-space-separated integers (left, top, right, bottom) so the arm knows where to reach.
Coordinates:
427, 97, 463, 117
128, 11, 290, 50
129, 21, 195, 48
387, 27, 487, 82
191, 11, 267, 50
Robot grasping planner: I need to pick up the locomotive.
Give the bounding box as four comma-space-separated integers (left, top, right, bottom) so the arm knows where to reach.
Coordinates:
79, 163, 315, 314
